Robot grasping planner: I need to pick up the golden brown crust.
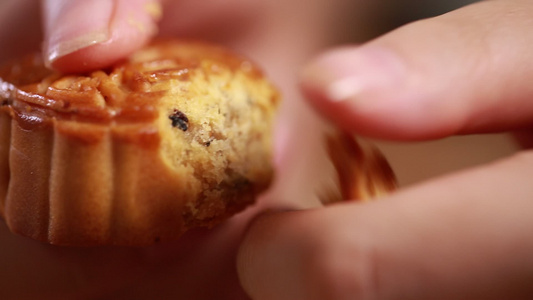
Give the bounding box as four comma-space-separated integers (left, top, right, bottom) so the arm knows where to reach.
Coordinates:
0, 40, 278, 245
0, 40, 264, 123
325, 132, 397, 201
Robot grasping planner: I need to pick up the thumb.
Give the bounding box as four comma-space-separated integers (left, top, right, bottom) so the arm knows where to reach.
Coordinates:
42, 0, 162, 73
237, 151, 533, 300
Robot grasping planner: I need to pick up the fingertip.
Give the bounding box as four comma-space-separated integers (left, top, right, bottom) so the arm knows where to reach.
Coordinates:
300, 46, 432, 140
48, 25, 152, 73
44, 0, 161, 73
299, 33, 468, 140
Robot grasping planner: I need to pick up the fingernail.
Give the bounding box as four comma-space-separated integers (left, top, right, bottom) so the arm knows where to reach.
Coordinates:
43, 0, 114, 67
301, 46, 407, 104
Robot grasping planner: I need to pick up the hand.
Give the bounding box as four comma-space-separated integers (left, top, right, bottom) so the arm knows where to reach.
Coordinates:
238, 1, 533, 299
0, 0, 372, 299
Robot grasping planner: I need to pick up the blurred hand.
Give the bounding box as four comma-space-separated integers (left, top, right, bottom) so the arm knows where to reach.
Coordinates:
238, 1, 533, 299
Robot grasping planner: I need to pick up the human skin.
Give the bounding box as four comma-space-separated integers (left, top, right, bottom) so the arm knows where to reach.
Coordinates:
240, 1, 533, 299
0, 0, 361, 299
1, 0, 533, 299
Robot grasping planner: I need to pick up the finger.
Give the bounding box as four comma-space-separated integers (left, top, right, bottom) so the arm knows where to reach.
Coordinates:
300, 0, 533, 140
238, 150, 533, 300
43, 0, 162, 73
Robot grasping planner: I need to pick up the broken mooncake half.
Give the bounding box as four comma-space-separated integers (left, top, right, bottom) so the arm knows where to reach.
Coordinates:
0, 40, 279, 246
